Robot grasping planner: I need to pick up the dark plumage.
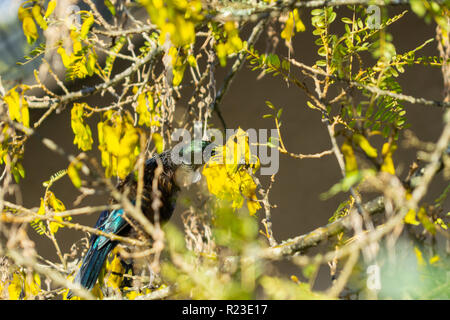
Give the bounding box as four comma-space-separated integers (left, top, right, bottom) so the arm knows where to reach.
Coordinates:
67, 140, 213, 298
407, 142, 450, 190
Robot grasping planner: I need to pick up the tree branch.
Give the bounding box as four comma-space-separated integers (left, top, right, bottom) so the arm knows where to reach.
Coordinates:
289, 58, 450, 108
27, 45, 163, 110
263, 195, 385, 259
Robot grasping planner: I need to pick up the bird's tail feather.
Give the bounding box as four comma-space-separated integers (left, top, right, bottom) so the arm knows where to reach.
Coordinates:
67, 240, 116, 299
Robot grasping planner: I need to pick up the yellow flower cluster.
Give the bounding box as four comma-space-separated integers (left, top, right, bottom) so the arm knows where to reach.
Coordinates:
139, 0, 204, 86
341, 140, 358, 174
57, 13, 97, 80
0, 123, 25, 183
0, 125, 11, 168
98, 111, 141, 179
105, 254, 125, 290
18, 0, 56, 44
63, 250, 157, 300
35, 191, 71, 234
381, 142, 397, 175
3, 85, 30, 128
280, 9, 305, 43
203, 128, 261, 215
215, 22, 244, 67
139, 0, 203, 47
342, 134, 397, 177
71, 103, 94, 151
135, 89, 161, 127
6, 271, 41, 300
167, 47, 189, 87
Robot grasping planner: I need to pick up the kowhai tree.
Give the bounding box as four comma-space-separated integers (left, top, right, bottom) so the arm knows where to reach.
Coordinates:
0, 0, 449, 300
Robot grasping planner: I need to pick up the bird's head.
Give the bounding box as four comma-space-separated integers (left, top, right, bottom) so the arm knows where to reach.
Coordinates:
173, 139, 216, 187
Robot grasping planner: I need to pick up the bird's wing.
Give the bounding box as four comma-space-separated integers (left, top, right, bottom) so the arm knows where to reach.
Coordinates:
95, 208, 130, 250
86, 209, 110, 246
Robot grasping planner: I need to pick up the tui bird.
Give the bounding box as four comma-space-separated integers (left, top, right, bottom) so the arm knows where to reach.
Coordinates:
67, 140, 214, 298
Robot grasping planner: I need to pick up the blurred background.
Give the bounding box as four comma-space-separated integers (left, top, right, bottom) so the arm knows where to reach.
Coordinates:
0, 0, 448, 292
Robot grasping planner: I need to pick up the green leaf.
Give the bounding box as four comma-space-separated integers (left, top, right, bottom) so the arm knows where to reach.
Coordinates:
312, 15, 325, 28
302, 264, 318, 279
12, 162, 25, 183
316, 60, 327, 67
104, 36, 126, 79
105, 0, 116, 16
265, 101, 275, 110
341, 17, 353, 24
281, 59, 290, 71
268, 54, 280, 68
306, 101, 318, 110
318, 46, 327, 57
328, 12, 337, 24
410, 0, 426, 17
320, 170, 375, 200
276, 108, 283, 119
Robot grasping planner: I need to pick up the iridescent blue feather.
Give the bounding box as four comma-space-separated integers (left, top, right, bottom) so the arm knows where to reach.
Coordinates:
67, 208, 127, 298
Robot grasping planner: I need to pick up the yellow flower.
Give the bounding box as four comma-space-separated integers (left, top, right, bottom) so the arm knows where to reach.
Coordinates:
68, 160, 83, 188
414, 246, 426, 267
353, 134, 378, 158
152, 133, 164, 153
203, 129, 261, 215
341, 140, 358, 174
404, 209, 420, 225
35, 192, 71, 234
106, 254, 124, 289
140, 0, 203, 47
8, 273, 23, 300
3, 86, 30, 128
44, 1, 56, 18
281, 9, 305, 42
7, 271, 41, 299
71, 103, 93, 151
98, 112, 141, 179
167, 47, 187, 86
24, 272, 41, 297
215, 22, 244, 67
18, 7, 38, 44
136, 91, 161, 127
381, 142, 397, 175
